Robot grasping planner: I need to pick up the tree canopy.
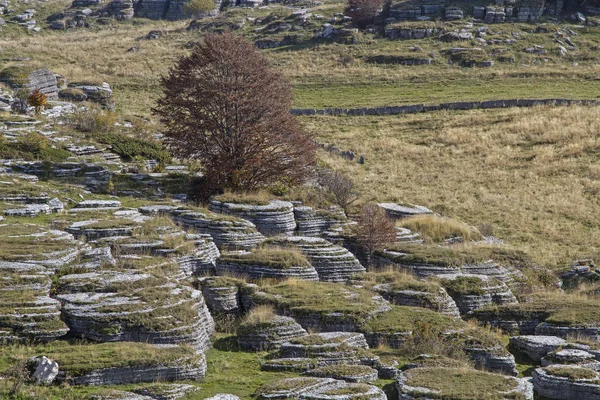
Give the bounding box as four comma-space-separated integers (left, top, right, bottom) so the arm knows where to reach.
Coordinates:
154, 32, 315, 192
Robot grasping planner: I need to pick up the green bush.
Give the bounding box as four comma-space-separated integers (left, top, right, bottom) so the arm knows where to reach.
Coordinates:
0, 133, 70, 162
97, 132, 171, 164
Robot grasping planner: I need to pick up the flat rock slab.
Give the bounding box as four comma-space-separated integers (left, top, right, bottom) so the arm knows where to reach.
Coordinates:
377, 203, 433, 219
510, 335, 567, 362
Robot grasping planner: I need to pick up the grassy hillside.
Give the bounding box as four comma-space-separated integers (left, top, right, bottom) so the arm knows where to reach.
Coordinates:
303, 104, 600, 267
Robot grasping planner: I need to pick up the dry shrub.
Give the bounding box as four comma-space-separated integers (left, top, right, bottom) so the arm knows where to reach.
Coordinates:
355, 203, 397, 265
70, 105, 117, 133
243, 305, 276, 325
318, 169, 360, 212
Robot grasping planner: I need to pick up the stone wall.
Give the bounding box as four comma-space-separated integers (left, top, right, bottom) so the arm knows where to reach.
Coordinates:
291, 98, 600, 117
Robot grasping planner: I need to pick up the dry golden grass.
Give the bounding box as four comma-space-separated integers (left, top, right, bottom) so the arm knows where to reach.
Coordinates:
302, 105, 600, 268
399, 215, 483, 243
242, 304, 276, 325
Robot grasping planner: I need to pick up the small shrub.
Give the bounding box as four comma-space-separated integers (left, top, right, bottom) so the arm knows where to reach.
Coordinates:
27, 89, 47, 116
355, 203, 397, 266
318, 169, 359, 212
344, 0, 383, 28
70, 105, 117, 133
96, 132, 171, 164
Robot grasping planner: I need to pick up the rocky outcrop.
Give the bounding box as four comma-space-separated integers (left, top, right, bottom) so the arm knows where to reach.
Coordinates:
104, 0, 134, 20
67, 82, 113, 106
384, 24, 436, 40
541, 348, 600, 368
396, 367, 533, 399
209, 199, 296, 236
535, 323, 600, 342
464, 345, 518, 376
278, 332, 369, 360
55, 265, 214, 350
377, 203, 433, 219
199, 277, 244, 317
67, 351, 206, 386
28, 69, 59, 100
237, 315, 308, 351
372, 283, 460, 317
509, 335, 567, 362
532, 366, 600, 400
216, 251, 319, 281
258, 378, 386, 400
267, 237, 365, 282
307, 364, 378, 383
440, 274, 518, 315
297, 380, 386, 399
293, 206, 346, 237
133, 383, 200, 399
171, 209, 265, 250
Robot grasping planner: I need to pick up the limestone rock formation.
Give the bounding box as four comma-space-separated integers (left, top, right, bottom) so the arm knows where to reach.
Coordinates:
509, 335, 567, 362
209, 199, 297, 236
306, 364, 378, 383
216, 250, 319, 281
199, 277, 244, 317
532, 365, 600, 400
67, 350, 206, 386
258, 377, 386, 400
237, 315, 308, 351
396, 367, 533, 399
31, 356, 60, 385
267, 236, 365, 282
55, 258, 214, 350
372, 282, 460, 317
377, 203, 433, 219
171, 208, 265, 250
278, 332, 369, 360
293, 205, 347, 237
440, 274, 518, 315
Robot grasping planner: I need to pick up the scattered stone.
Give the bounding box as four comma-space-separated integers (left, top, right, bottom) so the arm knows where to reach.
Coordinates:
31, 356, 59, 385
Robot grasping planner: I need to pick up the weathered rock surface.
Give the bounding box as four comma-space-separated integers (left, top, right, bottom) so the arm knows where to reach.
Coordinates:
294, 205, 346, 237
396, 367, 533, 399
440, 274, 517, 315
31, 356, 59, 385
171, 209, 265, 250
56, 264, 214, 350
67, 351, 206, 386
532, 366, 600, 400
217, 251, 319, 281
199, 277, 243, 317
510, 335, 567, 362
267, 236, 365, 282
307, 364, 378, 383
258, 377, 386, 400
237, 315, 308, 351
209, 199, 296, 236
279, 332, 369, 360
377, 203, 433, 219
133, 383, 200, 399
373, 283, 460, 317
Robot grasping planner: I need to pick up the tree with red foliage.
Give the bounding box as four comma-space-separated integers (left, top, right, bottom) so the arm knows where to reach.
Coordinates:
344, 0, 383, 28
355, 203, 397, 267
154, 32, 316, 192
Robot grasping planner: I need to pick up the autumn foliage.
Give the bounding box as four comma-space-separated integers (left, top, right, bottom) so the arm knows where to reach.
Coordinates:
27, 89, 47, 116
154, 32, 316, 192
355, 203, 397, 265
344, 0, 383, 28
